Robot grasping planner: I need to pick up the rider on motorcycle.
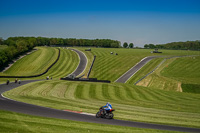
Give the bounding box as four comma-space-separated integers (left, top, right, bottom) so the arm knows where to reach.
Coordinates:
102, 102, 112, 114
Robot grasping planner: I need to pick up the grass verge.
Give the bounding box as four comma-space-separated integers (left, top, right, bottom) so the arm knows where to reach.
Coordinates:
0, 110, 177, 133
2, 47, 58, 76
137, 56, 200, 92
4, 80, 200, 128
0, 47, 79, 83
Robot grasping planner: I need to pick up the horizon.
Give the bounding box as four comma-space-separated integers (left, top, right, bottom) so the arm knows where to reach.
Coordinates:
0, 0, 200, 47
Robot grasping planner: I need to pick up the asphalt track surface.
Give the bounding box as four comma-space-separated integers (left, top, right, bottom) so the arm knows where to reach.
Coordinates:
1, 51, 200, 132
70, 49, 87, 77
115, 56, 158, 83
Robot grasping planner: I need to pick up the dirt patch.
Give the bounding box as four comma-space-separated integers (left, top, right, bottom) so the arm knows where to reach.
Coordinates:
137, 76, 152, 87
177, 82, 183, 92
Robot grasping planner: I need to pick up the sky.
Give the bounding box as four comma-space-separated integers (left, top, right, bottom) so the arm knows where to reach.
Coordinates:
0, 0, 200, 47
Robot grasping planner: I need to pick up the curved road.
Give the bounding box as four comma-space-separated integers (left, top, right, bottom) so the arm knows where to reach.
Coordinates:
70, 48, 87, 77
0, 51, 200, 132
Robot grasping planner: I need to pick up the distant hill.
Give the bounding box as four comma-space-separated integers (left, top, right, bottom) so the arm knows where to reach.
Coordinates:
144, 40, 200, 50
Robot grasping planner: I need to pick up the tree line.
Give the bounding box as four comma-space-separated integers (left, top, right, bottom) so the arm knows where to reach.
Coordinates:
0, 37, 36, 70
144, 40, 200, 50
3, 37, 121, 48
123, 42, 134, 48
0, 37, 121, 70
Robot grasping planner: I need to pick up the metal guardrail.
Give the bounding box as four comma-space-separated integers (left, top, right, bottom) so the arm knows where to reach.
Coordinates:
87, 55, 96, 78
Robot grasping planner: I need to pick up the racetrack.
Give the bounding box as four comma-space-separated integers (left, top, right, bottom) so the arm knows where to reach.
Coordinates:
1, 81, 200, 132
70, 48, 87, 77
115, 56, 158, 83
0, 50, 200, 132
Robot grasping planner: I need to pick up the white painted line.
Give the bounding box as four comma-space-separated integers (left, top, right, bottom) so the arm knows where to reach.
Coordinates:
1, 93, 20, 102
75, 49, 88, 77
66, 48, 88, 77
66, 49, 80, 77
81, 112, 95, 116
114, 57, 148, 82
125, 59, 152, 83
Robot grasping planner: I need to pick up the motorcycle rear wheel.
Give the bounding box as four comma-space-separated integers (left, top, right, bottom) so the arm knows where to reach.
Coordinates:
109, 113, 114, 119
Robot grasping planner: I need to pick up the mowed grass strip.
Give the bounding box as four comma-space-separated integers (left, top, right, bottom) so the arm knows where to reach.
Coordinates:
4, 80, 200, 128
127, 58, 164, 85
160, 56, 200, 93
78, 48, 200, 82
2, 47, 58, 76
161, 56, 200, 84
137, 56, 200, 92
88, 48, 152, 82
0, 47, 79, 83
0, 110, 174, 133
40, 48, 79, 79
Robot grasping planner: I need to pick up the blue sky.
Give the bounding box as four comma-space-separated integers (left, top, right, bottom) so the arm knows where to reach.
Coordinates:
0, 0, 200, 47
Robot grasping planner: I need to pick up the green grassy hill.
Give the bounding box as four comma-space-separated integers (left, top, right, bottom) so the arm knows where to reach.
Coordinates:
161, 56, 200, 93
76, 48, 200, 82
135, 56, 200, 92
0, 47, 79, 83
39, 47, 79, 79
4, 80, 200, 128
126, 58, 164, 84
2, 47, 58, 76
1, 47, 200, 131
161, 56, 200, 84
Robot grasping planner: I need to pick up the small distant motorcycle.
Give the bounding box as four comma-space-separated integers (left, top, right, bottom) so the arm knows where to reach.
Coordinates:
96, 106, 115, 119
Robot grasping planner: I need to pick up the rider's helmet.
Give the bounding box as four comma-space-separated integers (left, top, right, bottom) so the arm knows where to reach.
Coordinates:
107, 102, 110, 105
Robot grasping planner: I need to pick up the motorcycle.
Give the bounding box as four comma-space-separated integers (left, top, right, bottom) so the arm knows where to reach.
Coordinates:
96, 106, 115, 119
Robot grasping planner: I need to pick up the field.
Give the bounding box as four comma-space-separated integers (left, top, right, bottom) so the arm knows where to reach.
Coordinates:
76, 48, 200, 82
1, 47, 200, 132
1, 110, 173, 133
126, 58, 164, 84
134, 56, 200, 92
4, 80, 200, 128
0, 47, 79, 83
2, 47, 58, 76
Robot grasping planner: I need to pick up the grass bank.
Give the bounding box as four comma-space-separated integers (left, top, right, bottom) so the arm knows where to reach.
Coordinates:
0, 110, 174, 133
4, 80, 200, 128
136, 56, 200, 92
1, 47, 58, 76
76, 48, 200, 82
0, 47, 79, 83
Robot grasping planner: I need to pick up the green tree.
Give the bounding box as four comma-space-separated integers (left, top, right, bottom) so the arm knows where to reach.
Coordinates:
123, 42, 128, 48
16, 40, 28, 53
149, 44, 155, 49
111, 42, 119, 48
129, 43, 134, 48
144, 44, 149, 48
0, 37, 3, 45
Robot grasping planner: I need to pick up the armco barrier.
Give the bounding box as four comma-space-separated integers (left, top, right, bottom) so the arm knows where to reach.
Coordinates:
87, 55, 96, 78
61, 77, 110, 83
0, 48, 60, 78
